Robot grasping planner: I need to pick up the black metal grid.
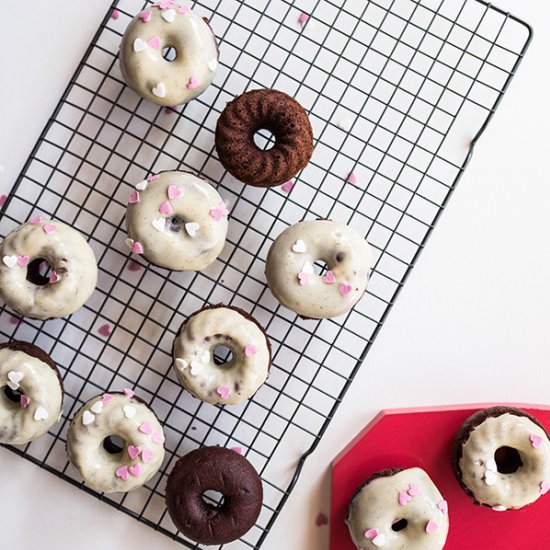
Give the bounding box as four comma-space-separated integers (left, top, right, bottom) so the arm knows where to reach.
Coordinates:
0, 0, 531, 548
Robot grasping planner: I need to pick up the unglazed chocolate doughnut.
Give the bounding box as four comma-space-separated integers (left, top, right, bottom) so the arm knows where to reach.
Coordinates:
215, 89, 314, 187
265, 219, 373, 318
0, 217, 98, 320
165, 446, 263, 544
0, 341, 63, 445
125, 171, 228, 271
119, 2, 218, 106
453, 406, 550, 510
172, 305, 271, 405
67, 392, 165, 493
346, 468, 449, 550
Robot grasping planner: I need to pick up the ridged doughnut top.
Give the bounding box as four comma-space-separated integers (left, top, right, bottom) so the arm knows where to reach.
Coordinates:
215, 89, 314, 187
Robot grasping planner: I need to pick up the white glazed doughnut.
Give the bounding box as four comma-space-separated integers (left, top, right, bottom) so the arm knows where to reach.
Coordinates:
172, 305, 271, 405
125, 171, 229, 271
0, 217, 98, 320
265, 219, 374, 319
67, 392, 165, 493
454, 407, 550, 510
119, 1, 218, 106
0, 341, 63, 445
346, 468, 449, 550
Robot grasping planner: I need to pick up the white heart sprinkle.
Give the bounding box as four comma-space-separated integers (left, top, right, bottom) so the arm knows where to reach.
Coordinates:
152, 82, 166, 98
125, 238, 135, 249
82, 410, 95, 425
135, 180, 148, 191
337, 118, 353, 132
152, 218, 166, 232
90, 401, 103, 414
486, 459, 497, 472
161, 8, 176, 22
34, 407, 49, 421
133, 38, 148, 52
190, 361, 204, 376
373, 533, 387, 547
208, 59, 218, 72
123, 405, 136, 419
2, 256, 18, 269
175, 358, 188, 370
291, 239, 307, 254
492, 505, 507, 511
8, 371, 23, 384
200, 351, 210, 364
185, 222, 199, 237
484, 470, 497, 485
301, 261, 314, 275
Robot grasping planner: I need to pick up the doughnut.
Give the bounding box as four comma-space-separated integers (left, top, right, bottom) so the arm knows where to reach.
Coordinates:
119, 2, 218, 106
346, 467, 449, 550
453, 406, 550, 510
125, 171, 228, 271
265, 219, 374, 319
0, 217, 98, 320
215, 89, 314, 187
0, 341, 63, 445
67, 392, 165, 493
165, 446, 263, 544
172, 304, 271, 405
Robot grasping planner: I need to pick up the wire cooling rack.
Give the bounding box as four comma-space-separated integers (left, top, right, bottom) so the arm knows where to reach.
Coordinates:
0, 0, 531, 548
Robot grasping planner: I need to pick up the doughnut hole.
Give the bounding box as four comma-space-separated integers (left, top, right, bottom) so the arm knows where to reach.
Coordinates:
165, 215, 186, 233
202, 489, 225, 508
392, 518, 408, 532
313, 259, 330, 276
213, 345, 234, 366
102, 434, 125, 455
162, 46, 177, 61
253, 128, 276, 151
2, 385, 23, 407
26, 258, 54, 286
494, 446, 523, 474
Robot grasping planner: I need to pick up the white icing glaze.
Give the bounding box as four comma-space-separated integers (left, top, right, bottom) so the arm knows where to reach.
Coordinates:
346, 468, 449, 550
458, 412, 550, 509
0, 219, 98, 319
125, 171, 228, 271
173, 306, 270, 405
0, 347, 62, 445
265, 220, 373, 318
119, 4, 218, 106
67, 393, 165, 493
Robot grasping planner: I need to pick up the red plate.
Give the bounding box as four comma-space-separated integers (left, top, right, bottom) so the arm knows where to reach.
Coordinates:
331, 404, 550, 550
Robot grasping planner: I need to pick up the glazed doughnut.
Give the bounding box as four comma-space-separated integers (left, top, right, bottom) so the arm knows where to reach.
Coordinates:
265, 219, 373, 319
0, 217, 98, 320
125, 171, 228, 271
67, 392, 165, 493
165, 446, 263, 544
119, 2, 218, 106
346, 468, 449, 550
215, 89, 314, 187
172, 305, 271, 405
0, 341, 63, 445
453, 406, 550, 510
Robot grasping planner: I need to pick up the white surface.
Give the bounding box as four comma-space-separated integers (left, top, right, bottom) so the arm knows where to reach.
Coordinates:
0, 1, 548, 549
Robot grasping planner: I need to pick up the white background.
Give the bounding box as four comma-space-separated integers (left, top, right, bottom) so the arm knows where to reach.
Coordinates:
0, 1, 549, 549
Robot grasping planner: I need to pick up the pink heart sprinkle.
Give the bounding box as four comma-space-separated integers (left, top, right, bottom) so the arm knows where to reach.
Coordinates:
398, 491, 412, 506
338, 282, 353, 297
244, 344, 257, 357
177, 5, 190, 13
139, 10, 152, 22
98, 324, 112, 337
129, 463, 142, 477
298, 12, 310, 24
147, 174, 160, 182
10, 315, 22, 326
123, 387, 135, 398
139, 421, 153, 435
167, 185, 182, 200
17, 256, 30, 267
141, 448, 154, 463
209, 203, 229, 221
159, 201, 174, 215
187, 75, 200, 90
426, 520, 438, 534
0, 195, 6, 207
315, 513, 328, 527
43, 224, 57, 235
159, 0, 174, 8
111, 8, 120, 19
164, 106, 179, 114
128, 190, 140, 204
322, 271, 336, 284
408, 483, 421, 497
437, 500, 448, 514
115, 466, 129, 480
102, 393, 114, 404
128, 260, 142, 272
152, 431, 162, 445
216, 386, 231, 400
147, 36, 161, 50
132, 242, 144, 255
230, 446, 243, 454
347, 171, 358, 184
298, 272, 311, 286
49, 272, 60, 284
541, 481, 550, 495
128, 445, 141, 460
281, 180, 295, 193
531, 435, 543, 449
20, 395, 30, 408
364, 528, 378, 540
30, 215, 43, 225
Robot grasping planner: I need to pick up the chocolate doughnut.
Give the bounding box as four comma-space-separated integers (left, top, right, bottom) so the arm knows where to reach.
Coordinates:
165, 446, 263, 544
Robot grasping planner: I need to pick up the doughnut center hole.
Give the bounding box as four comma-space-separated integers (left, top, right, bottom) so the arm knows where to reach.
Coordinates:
494, 446, 523, 474
392, 518, 408, 532
253, 128, 276, 151
213, 345, 234, 366
162, 46, 177, 62
3, 385, 23, 405
313, 259, 329, 276
202, 489, 225, 508
26, 258, 53, 286
103, 435, 125, 455
166, 215, 185, 233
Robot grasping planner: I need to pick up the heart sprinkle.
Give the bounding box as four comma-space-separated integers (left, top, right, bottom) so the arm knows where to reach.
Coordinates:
158, 0, 175, 8
407, 483, 421, 497
426, 520, 438, 534
230, 446, 243, 454
208, 59, 218, 72
159, 201, 174, 215
102, 393, 114, 404
315, 513, 328, 527
98, 324, 112, 337
3, 256, 17, 269
347, 172, 358, 184
531, 435, 543, 449
338, 118, 353, 132
185, 222, 199, 237
540, 481, 550, 495
167, 184, 182, 200
139, 421, 153, 435
372, 533, 387, 547
216, 386, 231, 400
115, 466, 129, 481
493, 505, 507, 511
111, 9, 120, 19
147, 174, 160, 182
398, 491, 412, 506
133, 38, 148, 52
20, 395, 30, 408
128, 260, 142, 272
484, 471, 497, 486
298, 272, 311, 286
147, 36, 161, 50
7, 371, 23, 390
322, 271, 336, 284
281, 179, 295, 193
0, 195, 6, 207
437, 500, 448, 514
291, 239, 307, 253
123, 388, 135, 398
43, 224, 57, 235
82, 411, 95, 426
209, 203, 229, 221
152, 82, 166, 98
190, 361, 204, 376
177, 5, 190, 13
128, 445, 141, 460
34, 407, 49, 421
141, 449, 154, 463
10, 315, 22, 326
364, 528, 378, 540
151, 218, 166, 232
138, 10, 152, 23
129, 463, 142, 477
17, 256, 30, 267
152, 431, 162, 445
161, 8, 176, 22
90, 401, 103, 414
338, 282, 353, 297
175, 358, 188, 371
132, 242, 144, 255
244, 344, 257, 357
128, 190, 140, 204
187, 75, 200, 90
49, 272, 60, 284
298, 12, 310, 24
123, 405, 136, 419
30, 215, 43, 225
